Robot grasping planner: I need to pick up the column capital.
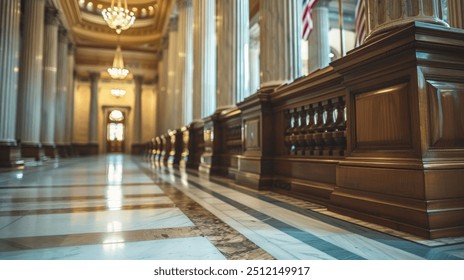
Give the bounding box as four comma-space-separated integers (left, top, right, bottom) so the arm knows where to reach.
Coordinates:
134, 75, 144, 85
177, 0, 192, 9
58, 27, 68, 42
89, 72, 100, 82
162, 35, 169, 50
169, 16, 178, 31
68, 42, 75, 54
45, 7, 60, 26
315, 0, 330, 8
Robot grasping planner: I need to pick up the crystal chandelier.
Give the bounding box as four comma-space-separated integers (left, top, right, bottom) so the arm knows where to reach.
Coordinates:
102, 0, 136, 34
108, 45, 129, 79
111, 89, 126, 97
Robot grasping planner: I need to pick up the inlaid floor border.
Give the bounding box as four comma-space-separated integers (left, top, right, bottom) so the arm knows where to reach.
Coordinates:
139, 162, 464, 260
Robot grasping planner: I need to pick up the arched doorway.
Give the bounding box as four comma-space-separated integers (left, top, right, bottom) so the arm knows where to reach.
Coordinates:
106, 109, 126, 153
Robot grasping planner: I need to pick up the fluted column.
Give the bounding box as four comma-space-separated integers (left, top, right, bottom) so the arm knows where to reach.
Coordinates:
260, 0, 302, 86
55, 28, 69, 153
449, 0, 464, 28
167, 17, 178, 130
249, 25, 260, 95
89, 72, 100, 149
365, 0, 448, 41
216, 0, 249, 106
0, 0, 22, 166
176, 0, 194, 126
157, 38, 168, 135
17, 0, 45, 160
41, 8, 59, 158
66, 43, 76, 152
133, 75, 143, 144
308, 3, 330, 73
193, 0, 216, 119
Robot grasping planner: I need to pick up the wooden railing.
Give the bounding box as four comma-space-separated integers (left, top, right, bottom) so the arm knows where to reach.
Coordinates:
285, 96, 346, 157
149, 23, 464, 238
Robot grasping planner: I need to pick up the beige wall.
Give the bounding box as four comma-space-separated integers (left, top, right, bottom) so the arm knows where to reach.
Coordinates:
73, 79, 156, 153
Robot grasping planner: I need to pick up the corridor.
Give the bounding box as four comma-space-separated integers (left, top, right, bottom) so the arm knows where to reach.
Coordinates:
0, 154, 463, 260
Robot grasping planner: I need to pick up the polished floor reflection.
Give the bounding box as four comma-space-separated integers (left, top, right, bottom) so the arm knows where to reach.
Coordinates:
0, 154, 463, 260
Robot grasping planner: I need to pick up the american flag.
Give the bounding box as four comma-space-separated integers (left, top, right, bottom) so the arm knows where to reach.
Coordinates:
302, 0, 317, 40
355, 0, 367, 46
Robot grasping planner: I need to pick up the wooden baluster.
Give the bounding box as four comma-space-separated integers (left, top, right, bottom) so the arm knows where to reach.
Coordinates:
314, 102, 325, 156
289, 109, 300, 155
332, 96, 347, 156
304, 104, 316, 156
284, 109, 293, 154
323, 99, 336, 156
296, 107, 306, 155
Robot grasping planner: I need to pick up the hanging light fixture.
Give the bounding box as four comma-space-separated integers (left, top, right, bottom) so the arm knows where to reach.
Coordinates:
102, 0, 136, 34
108, 44, 129, 79
111, 89, 126, 97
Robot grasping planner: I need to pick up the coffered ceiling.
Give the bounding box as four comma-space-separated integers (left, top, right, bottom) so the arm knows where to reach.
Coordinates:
54, 0, 356, 83
56, 0, 174, 82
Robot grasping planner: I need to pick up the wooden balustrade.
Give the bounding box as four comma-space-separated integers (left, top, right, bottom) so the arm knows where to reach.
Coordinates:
284, 96, 346, 157
151, 22, 464, 238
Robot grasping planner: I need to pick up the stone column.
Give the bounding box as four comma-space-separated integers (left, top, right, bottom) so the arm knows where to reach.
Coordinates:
131, 75, 143, 154
449, 0, 464, 28
193, 0, 216, 119
249, 24, 260, 95
260, 0, 302, 85
176, 0, 194, 126
307, 3, 330, 73
0, 0, 22, 167
157, 37, 168, 135
166, 17, 178, 130
216, 0, 249, 106
41, 7, 59, 158
55, 27, 69, 156
365, 0, 448, 41
66, 43, 76, 155
17, 0, 46, 160
88, 72, 100, 154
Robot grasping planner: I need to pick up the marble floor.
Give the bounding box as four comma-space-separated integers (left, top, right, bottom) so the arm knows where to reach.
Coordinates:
0, 154, 463, 260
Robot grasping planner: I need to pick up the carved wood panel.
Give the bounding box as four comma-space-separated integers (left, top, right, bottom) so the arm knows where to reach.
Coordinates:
244, 118, 260, 151
427, 80, 464, 148
355, 83, 412, 149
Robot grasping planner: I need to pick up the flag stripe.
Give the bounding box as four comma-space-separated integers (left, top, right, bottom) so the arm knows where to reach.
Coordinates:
302, 0, 317, 40
355, 0, 366, 46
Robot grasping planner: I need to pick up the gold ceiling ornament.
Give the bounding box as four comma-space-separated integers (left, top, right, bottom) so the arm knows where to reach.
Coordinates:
108, 44, 129, 79
102, 0, 136, 34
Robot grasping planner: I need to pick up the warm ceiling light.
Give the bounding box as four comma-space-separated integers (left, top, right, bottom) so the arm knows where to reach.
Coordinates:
111, 89, 126, 97
108, 45, 129, 79
102, 0, 136, 34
